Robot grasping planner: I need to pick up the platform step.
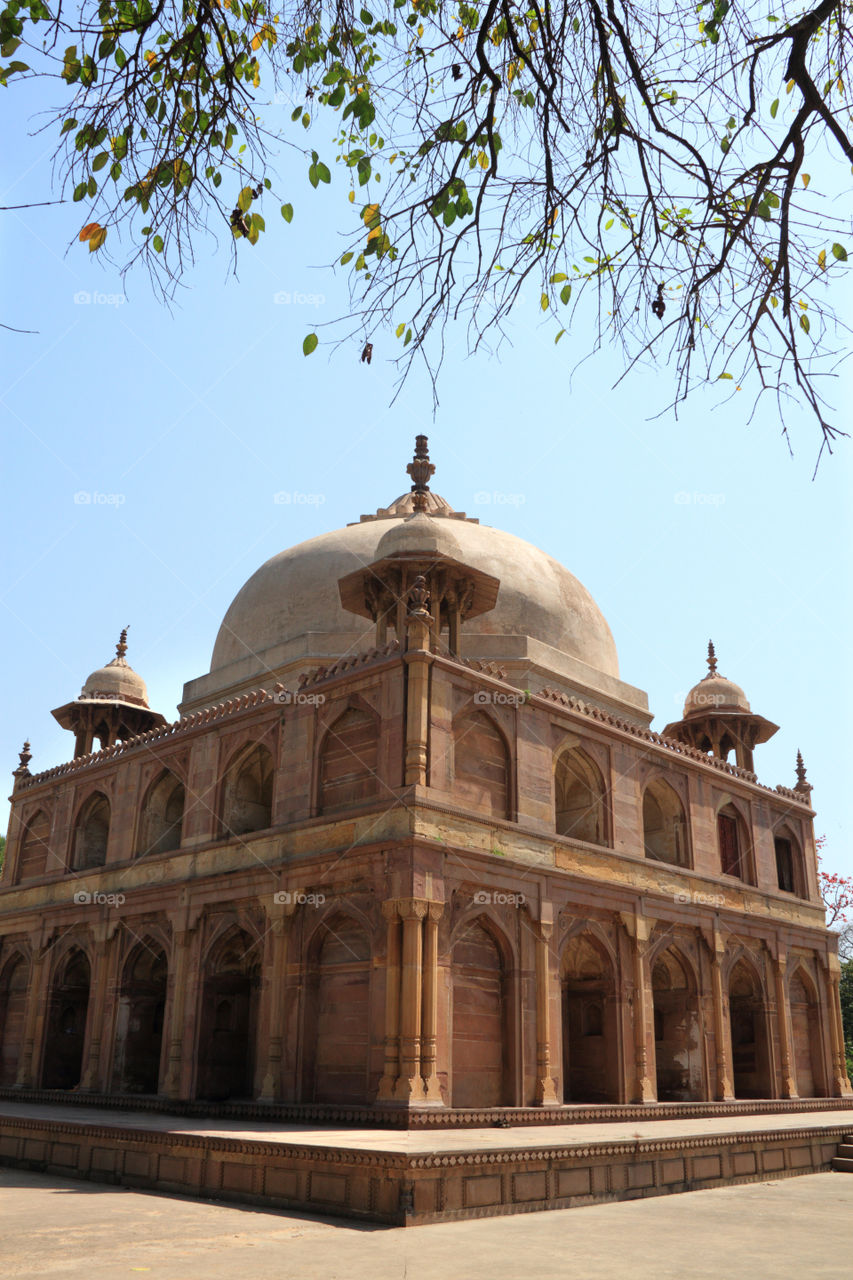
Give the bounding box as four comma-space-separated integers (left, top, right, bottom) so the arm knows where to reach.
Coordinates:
832, 1157, 853, 1172
837, 1144, 853, 1158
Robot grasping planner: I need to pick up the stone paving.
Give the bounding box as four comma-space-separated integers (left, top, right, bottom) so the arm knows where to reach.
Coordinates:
1, 1166, 852, 1279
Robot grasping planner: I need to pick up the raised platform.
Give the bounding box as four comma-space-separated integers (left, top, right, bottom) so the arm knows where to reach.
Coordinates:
1, 1099, 851, 1225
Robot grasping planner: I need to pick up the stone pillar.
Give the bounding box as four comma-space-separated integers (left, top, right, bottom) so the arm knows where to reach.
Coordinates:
824, 955, 853, 1097
258, 900, 295, 1101
710, 933, 735, 1101
421, 902, 444, 1103
15, 941, 51, 1088
772, 950, 798, 1099
377, 901, 402, 1100
163, 918, 202, 1099
621, 912, 656, 1103
80, 924, 119, 1091
395, 899, 427, 1101
404, 581, 434, 787
533, 914, 559, 1105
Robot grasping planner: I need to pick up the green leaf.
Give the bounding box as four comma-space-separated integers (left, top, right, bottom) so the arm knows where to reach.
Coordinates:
72, 181, 87, 203
770, 98, 779, 119
560, 284, 572, 304
799, 313, 810, 334
92, 152, 109, 172
540, 293, 549, 311
549, 272, 567, 283
238, 186, 254, 213
555, 329, 566, 344
303, 332, 319, 356
831, 243, 848, 261
281, 203, 293, 222
152, 234, 164, 253
717, 372, 733, 380
340, 250, 354, 265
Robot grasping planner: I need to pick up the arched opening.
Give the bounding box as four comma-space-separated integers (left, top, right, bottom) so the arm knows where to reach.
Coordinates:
41, 949, 91, 1089
112, 943, 168, 1094
318, 707, 379, 812
642, 779, 688, 866
451, 918, 511, 1107
774, 833, 804, 897
0, 954, 29, 1086
789, 969, 826, 1098
728, 958, 772, 1099
220, 744, 273, 837
17, 810, 51, 881
196, 929, 260, 1100
137, 772, 184, 858
652, 949, 704, 1101
717, 804, 752, 883
555, 747, 608, 845
72, 793, 111, 871
304, 916, 373, 1103
452, 709, 510, 819
560, 933, 619, 1103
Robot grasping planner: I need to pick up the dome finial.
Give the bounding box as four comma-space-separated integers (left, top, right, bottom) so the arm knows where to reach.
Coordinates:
406, 435, 435, 514
707, 639, 717, 675
116, 626, 130, 660
795, 749, 810, 792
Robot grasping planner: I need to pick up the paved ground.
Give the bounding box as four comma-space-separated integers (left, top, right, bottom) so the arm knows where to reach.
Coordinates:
1, 1099, 851, 1151
1, 1168, 852, 1280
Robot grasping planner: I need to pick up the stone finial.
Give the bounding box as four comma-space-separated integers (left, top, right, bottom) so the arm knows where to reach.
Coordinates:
794, 749, 812, 795
707, 639, 718, 675
406, 435, 435, 514
12, 740, 32, 788
116, 626, 130, 660
407, 574, 431, 618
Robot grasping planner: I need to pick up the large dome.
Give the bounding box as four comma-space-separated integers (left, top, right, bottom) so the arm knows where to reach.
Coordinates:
211, 514, 619, 679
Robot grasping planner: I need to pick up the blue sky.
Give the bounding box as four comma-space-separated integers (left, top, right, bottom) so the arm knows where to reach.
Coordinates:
2, 78, 851, 884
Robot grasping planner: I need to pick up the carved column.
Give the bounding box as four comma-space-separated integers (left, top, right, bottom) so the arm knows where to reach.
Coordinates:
163, 918, 202, 1099
395, 899, 427, 1101
377, 900, 402, 1100
710, 932, 735, 1101
622, 912, 656, 1103
15, 940, 51, 1088
404, 579, 434, 787
421, 902, 444, 1102
824, 955, 853, 1097
534, 915, 559, 1105
772, 950, 798, 1099
80, 923, 119, 1091
258, 900, 295, 1101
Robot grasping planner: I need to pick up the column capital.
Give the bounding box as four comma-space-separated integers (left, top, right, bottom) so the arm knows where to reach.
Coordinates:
620, 910, 656, 945
397, 898, 429, 921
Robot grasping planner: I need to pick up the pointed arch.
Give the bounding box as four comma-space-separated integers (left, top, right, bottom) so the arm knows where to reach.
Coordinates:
717, 801, 754, 884
17, 809, 51, 881
450, 914, 514, 1107
41, 948, 91, 1089
111, 939, 168, 1094
774, 826, 806, 897
554, 746, 609, 846
642, 778, 689, 866
196, 925, 261, 1100
0, 952, 29, 1086
136, 770, 184, 858
788, 964, 826, 1098
651, 946, 705, 1101
220, 742, 273, 837
303, 911, 374, 1103
318, 706, 380, 813
727, 956, 772, 1098
560, 930, 620, 1103
72, 792, 111, 871
452, 708, 510, 819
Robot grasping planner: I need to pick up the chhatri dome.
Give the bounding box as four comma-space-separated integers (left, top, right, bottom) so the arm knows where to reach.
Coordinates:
682, 641, 751, 717
52, 628, 166, 757
182, 438, 647, 719
80, 627, 151, 707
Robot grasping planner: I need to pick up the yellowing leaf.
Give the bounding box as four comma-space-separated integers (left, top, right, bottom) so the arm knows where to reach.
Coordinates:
818, 248, 827, 270
802, 173, 810, 188
78, 222, 101, 242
